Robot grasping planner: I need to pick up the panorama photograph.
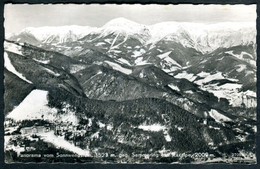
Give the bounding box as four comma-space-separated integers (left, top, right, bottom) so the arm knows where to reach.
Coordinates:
3, 4, 257, 163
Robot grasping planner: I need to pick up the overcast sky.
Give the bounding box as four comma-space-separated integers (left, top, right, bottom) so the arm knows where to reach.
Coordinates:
4, 4, 256, 34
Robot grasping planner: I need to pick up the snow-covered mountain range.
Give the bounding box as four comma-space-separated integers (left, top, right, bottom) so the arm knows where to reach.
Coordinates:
8, 18, 256, 53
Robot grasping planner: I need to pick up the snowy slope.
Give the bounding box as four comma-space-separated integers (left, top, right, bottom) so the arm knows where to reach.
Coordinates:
7, 90, 78, 124
102, 18, 147, 35
209, 109, 231, 123
157, 51, 182, 68
138, 124, 166, 132
200, 83, 256, 108
7, 90, 57, 120
225, 50, 256, 67
4, 52, 32, 84
100, 18, 150, 43
174, 70, 256, 108
4, 41, 23, 55
13, 25, 96, 44
104, 60, 132, 75
149, 22, 255, 53
39, 131, 90, 156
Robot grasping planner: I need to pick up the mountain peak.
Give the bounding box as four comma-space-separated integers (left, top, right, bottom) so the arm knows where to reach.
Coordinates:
101, 17, 149, 40
16, 25, 95, 43
103, 17, 141, 28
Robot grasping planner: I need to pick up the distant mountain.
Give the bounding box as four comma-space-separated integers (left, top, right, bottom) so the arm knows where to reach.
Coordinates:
7, 18, 256, 54
148, 21, 255, 53
8, 25, 95, 44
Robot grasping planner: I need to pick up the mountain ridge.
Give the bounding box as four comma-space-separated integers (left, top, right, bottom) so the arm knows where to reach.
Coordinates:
7, 18, 256, 53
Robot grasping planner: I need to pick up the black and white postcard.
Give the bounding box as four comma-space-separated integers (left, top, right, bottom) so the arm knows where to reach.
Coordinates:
3, 4, 257, 164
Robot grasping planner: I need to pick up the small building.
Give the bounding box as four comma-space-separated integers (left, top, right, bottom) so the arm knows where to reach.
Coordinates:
20, 126, 49, 135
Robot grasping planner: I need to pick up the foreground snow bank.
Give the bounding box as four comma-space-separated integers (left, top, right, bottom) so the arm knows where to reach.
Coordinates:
7, 89, 78, 124
39, 131, 90, 156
